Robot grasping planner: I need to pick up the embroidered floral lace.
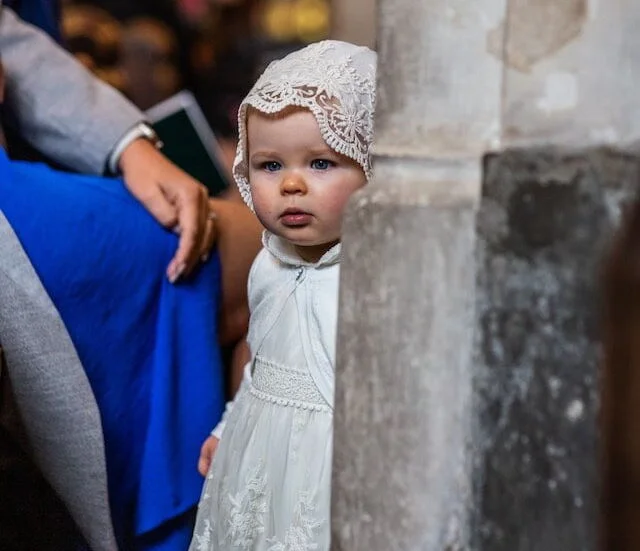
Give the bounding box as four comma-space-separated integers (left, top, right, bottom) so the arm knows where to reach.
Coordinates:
232, 40, 377, 210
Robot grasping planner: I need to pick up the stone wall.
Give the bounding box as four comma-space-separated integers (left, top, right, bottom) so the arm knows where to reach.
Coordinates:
473, 148, 638, 550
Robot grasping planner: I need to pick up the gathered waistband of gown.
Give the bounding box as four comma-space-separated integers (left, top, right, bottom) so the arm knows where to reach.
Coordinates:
251, 356, 332, 412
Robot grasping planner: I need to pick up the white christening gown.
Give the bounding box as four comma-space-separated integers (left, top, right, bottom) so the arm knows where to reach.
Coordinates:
190, 233, 339, 551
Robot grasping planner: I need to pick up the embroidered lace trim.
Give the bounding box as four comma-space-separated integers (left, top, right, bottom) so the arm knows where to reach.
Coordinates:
266, 492, 322, 551
222, 463, 269, 547
251, 356, 330, 411
197, 464, 324, 550
233, 40, 377, 210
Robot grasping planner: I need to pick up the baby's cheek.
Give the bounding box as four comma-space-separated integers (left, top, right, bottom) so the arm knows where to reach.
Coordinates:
253, 202, 272, 222
330, 188, 361, 214
249, 184, 269, 210
251, 195, 277, 224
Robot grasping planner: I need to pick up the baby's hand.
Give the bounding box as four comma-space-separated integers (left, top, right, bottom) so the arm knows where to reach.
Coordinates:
198, 435, 220, 476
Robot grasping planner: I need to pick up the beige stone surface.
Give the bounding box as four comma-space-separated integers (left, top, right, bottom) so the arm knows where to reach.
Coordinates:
499, 0, 640, 149
373, 0, 504, 158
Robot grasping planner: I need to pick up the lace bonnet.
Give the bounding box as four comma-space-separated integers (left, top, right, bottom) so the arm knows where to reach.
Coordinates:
232, 40, 377, 209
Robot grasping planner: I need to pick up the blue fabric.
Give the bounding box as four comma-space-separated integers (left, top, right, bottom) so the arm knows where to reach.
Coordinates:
0, 149, 224, 550
4, 0, 62, 43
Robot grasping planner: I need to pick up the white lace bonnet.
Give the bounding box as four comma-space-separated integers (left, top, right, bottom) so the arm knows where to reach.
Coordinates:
232, 40, 377, 209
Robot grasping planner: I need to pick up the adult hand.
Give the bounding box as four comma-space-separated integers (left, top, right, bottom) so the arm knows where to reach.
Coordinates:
198, 435, 220, 476
118, 138, 216, 282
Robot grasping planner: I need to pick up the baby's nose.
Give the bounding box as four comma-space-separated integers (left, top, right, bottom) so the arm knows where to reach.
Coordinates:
280, 173, 307, 195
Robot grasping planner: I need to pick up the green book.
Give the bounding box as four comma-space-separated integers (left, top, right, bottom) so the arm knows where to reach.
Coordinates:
146, 91, 229, 196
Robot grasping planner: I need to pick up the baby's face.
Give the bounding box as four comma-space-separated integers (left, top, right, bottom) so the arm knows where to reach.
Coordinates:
246, 108, 366, 263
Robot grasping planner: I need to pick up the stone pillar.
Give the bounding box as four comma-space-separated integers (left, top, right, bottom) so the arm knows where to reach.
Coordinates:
331, 0, 640, 550
331, 0, 502, 549
330, 0, 376, 48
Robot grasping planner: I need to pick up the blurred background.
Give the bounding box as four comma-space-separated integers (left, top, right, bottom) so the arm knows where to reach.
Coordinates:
58, 0, 376, 178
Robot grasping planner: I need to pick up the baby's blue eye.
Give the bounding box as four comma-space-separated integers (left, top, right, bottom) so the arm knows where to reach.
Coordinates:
263, 161, 281, 172
311, 159, 333, 170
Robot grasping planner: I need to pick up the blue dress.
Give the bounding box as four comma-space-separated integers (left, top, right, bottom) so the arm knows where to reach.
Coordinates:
0, 149, 225, 551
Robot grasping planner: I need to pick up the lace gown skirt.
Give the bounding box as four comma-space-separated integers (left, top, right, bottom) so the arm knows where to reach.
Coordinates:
190, 355, 333, 551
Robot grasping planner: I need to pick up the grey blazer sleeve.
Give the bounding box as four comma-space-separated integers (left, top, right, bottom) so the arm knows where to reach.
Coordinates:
0, 5, 143, 174
0, 212, 118, 551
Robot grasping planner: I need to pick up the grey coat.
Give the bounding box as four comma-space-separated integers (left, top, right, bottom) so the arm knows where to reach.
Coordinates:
0, 4, 147, 550
0, 3, 141, 173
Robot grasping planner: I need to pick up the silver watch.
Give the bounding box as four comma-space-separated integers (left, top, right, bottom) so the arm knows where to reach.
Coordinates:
107, 122, 164, 175
135, 122, 163, 149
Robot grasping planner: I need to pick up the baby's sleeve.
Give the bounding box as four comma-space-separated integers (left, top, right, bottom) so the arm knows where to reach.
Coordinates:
210, 361, 252, 439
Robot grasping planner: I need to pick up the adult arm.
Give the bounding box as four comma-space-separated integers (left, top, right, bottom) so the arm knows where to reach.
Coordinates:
0, 7, 213, 279
210, 197, 263, 346
207, 201, 262, 438
0, 6, 140, 173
